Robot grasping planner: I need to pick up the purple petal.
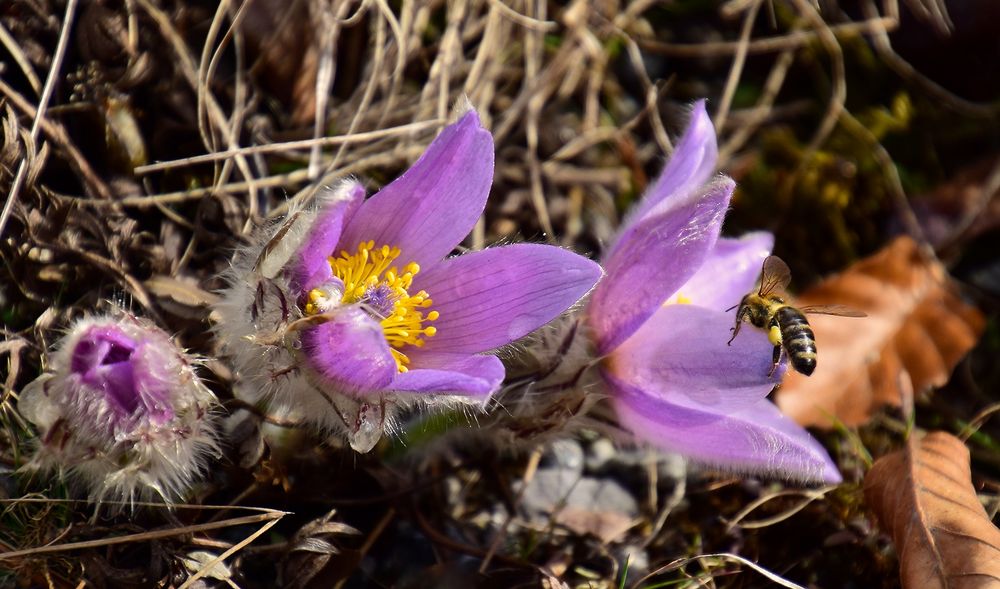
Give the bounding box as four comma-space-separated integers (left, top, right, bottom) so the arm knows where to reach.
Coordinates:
391, 353, 504, 397
300, 306, 397, 395
627, 100, 718, 224
130, 339, 178, 425
70, 325, 140, 414
669, 232, 773, 311
412, 244, 602, 353
70, 325, 136, 376
605, 305, 782, 411
289, 182, 365, 294
589, 179, 734, 355
338, 111, 494, 270
97, 361, 139, 412
67, 323, 178, 425
608, 376, 842, 484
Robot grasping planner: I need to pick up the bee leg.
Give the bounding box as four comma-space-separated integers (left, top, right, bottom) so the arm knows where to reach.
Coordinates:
768, 345, 782, 377
727, 323, 740, 346
727, 313, 744, 346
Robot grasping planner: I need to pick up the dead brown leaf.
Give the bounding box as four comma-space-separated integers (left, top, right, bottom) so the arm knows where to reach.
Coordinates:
863, 431, 1000, 589
775, 236, 984, 427
554, 506, 636, 544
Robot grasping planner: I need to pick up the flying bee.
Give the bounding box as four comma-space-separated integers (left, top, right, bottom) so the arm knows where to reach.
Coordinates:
727, 255, 866, 377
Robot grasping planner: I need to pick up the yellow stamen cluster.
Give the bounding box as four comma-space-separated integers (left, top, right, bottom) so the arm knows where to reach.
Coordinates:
305, 241, 438, 372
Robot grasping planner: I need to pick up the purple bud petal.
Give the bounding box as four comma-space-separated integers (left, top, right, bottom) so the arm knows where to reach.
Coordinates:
299, 306, 397, 395
68, 323, 179, 428
69, 326, 141, 415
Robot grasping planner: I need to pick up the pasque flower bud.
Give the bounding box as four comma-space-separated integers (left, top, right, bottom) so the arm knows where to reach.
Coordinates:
19, 313, 219, 505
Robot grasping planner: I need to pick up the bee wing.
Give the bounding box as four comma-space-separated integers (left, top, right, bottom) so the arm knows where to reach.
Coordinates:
799, 304, 867, 317
757, 255, 792, 297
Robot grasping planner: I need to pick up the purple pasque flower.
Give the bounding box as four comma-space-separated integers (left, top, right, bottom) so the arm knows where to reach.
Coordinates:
217, 107, 602, 452
19, 313, 219, 505
586, 101, 841, 484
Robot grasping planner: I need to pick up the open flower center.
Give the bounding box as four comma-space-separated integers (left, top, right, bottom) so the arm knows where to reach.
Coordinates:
305, 241, 439, 372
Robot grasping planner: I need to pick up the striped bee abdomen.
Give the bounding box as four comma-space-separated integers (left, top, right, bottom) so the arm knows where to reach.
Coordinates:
776, 306, 817, 376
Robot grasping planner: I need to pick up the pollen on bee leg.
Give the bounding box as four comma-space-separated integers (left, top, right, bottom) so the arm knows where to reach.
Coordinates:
768, 325, 782, 346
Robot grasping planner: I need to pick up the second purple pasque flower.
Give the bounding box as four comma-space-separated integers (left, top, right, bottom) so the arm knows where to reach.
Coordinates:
217, 107, 602, 452
586, 101, 841, 484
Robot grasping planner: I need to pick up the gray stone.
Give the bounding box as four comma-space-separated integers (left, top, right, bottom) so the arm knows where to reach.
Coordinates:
541, 438, 585, 475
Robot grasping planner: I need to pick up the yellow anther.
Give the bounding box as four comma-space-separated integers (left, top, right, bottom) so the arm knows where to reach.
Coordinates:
321, 241, 440, 372
390, 348, 412, 371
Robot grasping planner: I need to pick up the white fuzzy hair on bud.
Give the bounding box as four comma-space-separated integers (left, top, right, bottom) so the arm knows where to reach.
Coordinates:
18, 311, 219, 507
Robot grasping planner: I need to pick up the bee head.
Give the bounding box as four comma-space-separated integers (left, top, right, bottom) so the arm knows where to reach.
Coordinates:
740, 294, 771, 328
